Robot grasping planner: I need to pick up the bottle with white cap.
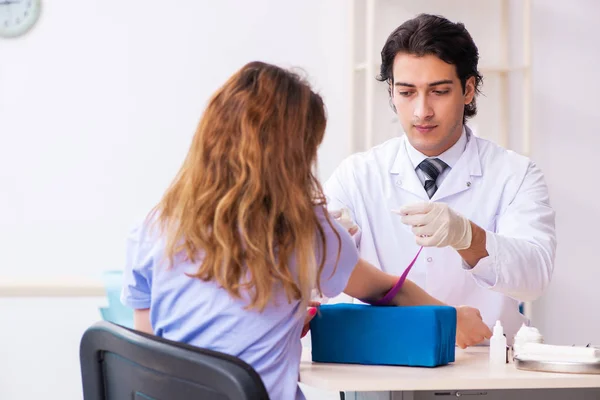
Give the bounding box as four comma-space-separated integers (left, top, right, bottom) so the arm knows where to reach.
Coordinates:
489, 320, 508, 365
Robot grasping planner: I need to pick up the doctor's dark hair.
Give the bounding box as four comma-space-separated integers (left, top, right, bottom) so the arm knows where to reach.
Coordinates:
376, 13, 483, 122
151, 61, 340, 313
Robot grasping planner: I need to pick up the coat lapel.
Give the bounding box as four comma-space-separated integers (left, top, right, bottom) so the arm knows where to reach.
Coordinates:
389, 136, 429, 200
431, 129, 483, 202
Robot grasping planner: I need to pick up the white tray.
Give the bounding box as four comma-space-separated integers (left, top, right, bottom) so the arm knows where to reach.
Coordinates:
515, 356, 600, 374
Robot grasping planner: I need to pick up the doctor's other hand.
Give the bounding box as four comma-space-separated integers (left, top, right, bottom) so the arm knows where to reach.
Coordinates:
329, 208, 359, 236
300, 301, 320, 338
394, 202, 472, 250
455, 305, 492, 349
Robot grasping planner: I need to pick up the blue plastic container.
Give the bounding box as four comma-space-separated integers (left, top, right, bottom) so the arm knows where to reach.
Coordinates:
99, 270, 134, 328
310, 304, 456, 367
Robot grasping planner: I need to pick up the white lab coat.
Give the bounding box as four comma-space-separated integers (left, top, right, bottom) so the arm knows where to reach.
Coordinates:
323, 128, 556, 340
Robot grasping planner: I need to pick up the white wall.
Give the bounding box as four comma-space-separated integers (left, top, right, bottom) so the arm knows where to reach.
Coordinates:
0, 0, 351, 281
0, 1, 349, 399
529, 0, 600, 346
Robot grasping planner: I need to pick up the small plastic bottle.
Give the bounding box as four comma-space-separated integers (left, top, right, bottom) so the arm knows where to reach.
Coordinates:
489, 320, 508, 365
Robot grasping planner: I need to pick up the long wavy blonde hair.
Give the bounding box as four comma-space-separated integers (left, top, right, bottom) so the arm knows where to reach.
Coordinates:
151, 61, 339, 312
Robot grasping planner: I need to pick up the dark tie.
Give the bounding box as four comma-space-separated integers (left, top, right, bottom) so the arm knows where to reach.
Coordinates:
417, 158, 448, 198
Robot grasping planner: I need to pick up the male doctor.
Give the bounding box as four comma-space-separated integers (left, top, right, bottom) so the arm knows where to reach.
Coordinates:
325, 14, 557, 344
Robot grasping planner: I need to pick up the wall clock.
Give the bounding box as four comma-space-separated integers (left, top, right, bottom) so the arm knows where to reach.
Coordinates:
0, 0, 41, 38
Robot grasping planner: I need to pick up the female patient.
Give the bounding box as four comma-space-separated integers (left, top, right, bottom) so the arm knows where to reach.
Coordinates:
121, 61, 490, 399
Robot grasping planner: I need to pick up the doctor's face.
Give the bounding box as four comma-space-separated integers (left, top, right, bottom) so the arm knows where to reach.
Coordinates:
390, 53, 475, 157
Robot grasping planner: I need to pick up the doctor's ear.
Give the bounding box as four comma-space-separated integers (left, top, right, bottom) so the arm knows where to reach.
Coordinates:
464, 76, 476, 105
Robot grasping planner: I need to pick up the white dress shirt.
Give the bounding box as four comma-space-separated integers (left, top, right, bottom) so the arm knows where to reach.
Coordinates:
407, 127, 468, 188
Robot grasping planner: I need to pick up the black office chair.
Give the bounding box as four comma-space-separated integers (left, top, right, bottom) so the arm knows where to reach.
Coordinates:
80, 321, 270, 400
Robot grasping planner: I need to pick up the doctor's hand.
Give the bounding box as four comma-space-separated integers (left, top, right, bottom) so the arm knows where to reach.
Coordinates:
456, 306, 493, 349
329, 208, 359, 236
394, 202, 472, 250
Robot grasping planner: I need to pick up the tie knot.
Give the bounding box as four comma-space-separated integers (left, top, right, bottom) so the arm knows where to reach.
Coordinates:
417, 158, 447, 182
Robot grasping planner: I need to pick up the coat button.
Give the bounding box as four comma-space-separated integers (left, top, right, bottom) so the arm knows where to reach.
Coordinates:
427, 257, 433, 262
466, 181, 472, 187
396, 180, 402, 186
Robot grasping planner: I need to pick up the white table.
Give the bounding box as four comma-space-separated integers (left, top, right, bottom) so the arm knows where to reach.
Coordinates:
300, 347, 600, 399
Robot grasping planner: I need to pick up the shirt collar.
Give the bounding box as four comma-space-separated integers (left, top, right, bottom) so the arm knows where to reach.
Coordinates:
405, 126, 468, 170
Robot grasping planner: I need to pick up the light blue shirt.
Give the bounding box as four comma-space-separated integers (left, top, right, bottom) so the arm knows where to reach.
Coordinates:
121, 207, 359, 399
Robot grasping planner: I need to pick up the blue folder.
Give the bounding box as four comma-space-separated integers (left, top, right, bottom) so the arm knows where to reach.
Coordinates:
309, 304, 456, 367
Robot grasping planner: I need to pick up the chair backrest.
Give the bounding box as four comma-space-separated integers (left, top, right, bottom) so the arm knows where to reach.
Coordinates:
80, 321, 270, 400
